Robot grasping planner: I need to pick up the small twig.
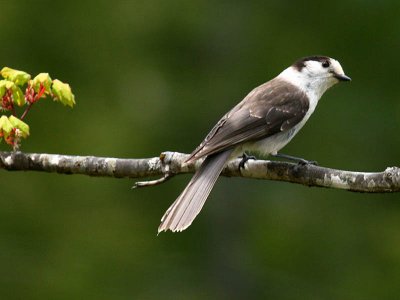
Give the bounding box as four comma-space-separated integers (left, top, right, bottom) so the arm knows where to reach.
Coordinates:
133, 173, 174, 188
20, 102, 33, 120
133, 151, 177, 188
11, 104, 16, 117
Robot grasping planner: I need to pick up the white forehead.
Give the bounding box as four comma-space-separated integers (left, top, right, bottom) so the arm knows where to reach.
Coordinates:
330, 58, 345, 75
305, 58, 344, 75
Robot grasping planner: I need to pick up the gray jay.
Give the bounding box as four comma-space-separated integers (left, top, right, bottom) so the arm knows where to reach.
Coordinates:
159, 56, 351, 233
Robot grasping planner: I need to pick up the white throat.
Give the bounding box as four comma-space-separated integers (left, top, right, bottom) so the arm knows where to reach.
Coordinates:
277, 66, 335, 104
276, 66, 336, 128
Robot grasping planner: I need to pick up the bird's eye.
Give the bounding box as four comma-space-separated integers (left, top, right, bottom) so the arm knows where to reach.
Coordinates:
322, 61, 330, 68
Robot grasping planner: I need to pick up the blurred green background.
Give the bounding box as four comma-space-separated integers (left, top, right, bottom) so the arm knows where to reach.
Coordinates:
1, 1, 400, 299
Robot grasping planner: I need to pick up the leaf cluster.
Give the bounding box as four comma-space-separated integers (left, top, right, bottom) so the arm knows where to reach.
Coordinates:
0, 67, 76, 149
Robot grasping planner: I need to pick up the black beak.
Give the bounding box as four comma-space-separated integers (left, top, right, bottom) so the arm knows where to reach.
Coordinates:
334, 73, 351, 81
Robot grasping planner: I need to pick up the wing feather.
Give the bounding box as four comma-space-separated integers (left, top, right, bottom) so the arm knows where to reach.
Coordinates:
186, 79, 309, 162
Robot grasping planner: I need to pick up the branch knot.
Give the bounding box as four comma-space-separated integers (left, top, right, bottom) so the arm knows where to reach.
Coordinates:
384, 167, 400, 185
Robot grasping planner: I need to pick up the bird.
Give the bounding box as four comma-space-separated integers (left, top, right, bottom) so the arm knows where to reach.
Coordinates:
158, 56, 351, 233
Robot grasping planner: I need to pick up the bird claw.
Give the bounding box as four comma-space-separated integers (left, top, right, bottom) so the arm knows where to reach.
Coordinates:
238, 153, 257, 171
272, 153, 318, 166
297, 159, 318, 166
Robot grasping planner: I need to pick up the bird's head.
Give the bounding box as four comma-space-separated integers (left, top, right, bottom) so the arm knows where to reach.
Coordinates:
279, 56, 351, 98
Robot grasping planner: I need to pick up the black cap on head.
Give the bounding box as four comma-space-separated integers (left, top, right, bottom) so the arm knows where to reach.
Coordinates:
293, 56, 331, 71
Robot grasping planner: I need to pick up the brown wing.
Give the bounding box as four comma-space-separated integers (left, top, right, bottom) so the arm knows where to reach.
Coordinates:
186, 79, 309, 163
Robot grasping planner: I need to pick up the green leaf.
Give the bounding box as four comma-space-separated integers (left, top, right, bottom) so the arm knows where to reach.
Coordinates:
11, 85, 25, 106
51, 79, 76, 107
31, 73, 52, 94
1, 67, 31, 86
8, 115, 29, 138
0, 81, 6, 98
0, 80, 13, 98
0, 80, 26, 106
0, 115, 14, 137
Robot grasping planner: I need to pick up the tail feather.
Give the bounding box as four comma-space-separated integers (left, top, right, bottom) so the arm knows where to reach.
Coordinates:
158, 149, 233, 233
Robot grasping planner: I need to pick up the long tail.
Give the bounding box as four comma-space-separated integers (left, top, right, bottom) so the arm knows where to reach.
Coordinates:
158, 149, 233, 233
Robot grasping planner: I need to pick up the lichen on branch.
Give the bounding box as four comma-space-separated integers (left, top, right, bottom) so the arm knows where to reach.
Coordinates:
1, 151, 399, 193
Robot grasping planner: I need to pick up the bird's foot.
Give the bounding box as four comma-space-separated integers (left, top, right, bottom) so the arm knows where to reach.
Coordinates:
238, 153, 257, 171
297, 158, 318, 166
272, 153, 318, 166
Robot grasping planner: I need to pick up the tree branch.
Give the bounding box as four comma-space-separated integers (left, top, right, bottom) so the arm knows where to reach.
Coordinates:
0, 151, 399, 193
